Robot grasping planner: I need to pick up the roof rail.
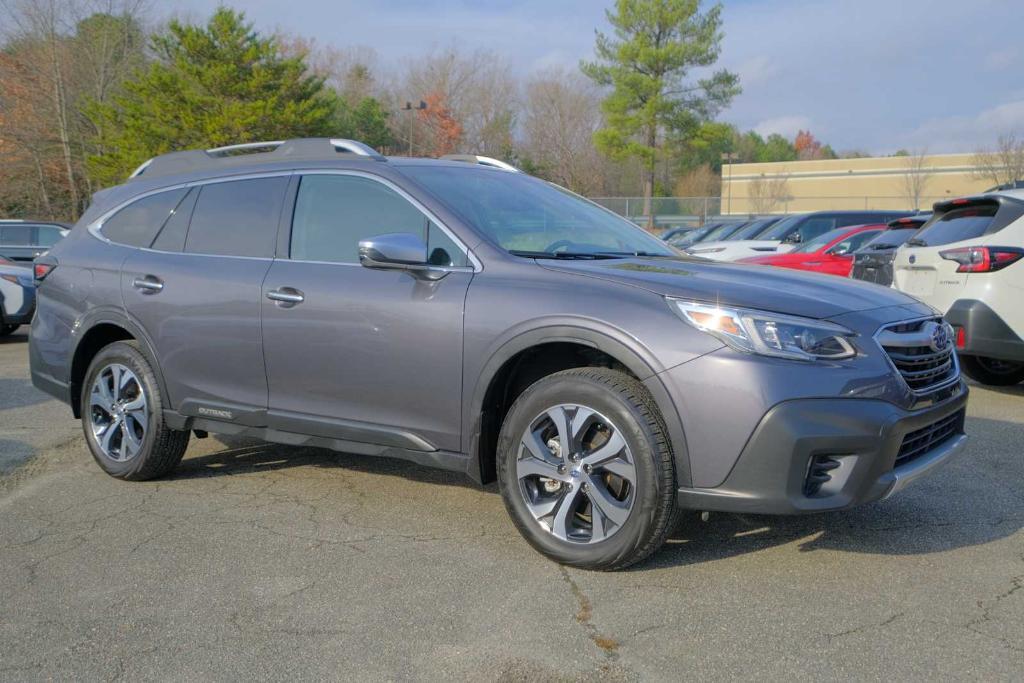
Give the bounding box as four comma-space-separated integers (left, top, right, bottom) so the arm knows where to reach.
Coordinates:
127, 138, 386, 181
440, 154, 521, 173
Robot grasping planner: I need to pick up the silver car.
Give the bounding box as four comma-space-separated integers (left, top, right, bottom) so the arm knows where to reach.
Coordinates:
30, 139, 969, 570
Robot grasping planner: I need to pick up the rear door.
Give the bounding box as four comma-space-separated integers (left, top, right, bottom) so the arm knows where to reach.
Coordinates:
121, 175, 289, 422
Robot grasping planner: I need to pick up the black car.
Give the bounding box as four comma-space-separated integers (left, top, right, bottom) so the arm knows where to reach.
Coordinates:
0, 220, 70, 262
850, 214, 932, 286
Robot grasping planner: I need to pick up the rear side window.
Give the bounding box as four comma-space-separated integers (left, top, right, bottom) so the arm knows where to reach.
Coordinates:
0, 224, 34, 245
290, 174, 468, 266
914, 205, 998, 247
101, 189, 189, 247
185, 178, 287, 258
834, 229, 883, 254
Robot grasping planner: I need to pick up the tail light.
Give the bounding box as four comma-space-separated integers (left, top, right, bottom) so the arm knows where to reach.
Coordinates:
939, 246, 1023, 273
33, 262, 56, 282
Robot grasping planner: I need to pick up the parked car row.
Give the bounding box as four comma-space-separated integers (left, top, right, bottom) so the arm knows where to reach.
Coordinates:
685, 194, 1023, 387
0, 220, 69, 336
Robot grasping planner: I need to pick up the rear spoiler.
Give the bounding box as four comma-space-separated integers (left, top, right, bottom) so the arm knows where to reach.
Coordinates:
886, 215, 929, 230
927, 194, 1024, 234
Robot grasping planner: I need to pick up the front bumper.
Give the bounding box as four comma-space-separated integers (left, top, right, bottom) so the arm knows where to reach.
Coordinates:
676, 380, 968, 514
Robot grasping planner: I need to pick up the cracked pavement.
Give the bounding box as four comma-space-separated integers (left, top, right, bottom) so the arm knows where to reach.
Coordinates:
1, 327, 1022, 680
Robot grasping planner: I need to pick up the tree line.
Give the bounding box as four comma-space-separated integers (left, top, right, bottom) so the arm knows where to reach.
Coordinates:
0, 0, 850, 222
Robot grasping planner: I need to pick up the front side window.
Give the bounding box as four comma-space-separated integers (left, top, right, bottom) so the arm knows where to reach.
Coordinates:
796, 217, 837, 242
185, 177, 287, 257
290, 174, 468, 266
101, 189, 189, 248
836, 229, 883, 254
399, 166, 674, 257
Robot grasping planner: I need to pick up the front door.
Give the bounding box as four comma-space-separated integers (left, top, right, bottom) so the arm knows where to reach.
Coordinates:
261, 173, 474, 452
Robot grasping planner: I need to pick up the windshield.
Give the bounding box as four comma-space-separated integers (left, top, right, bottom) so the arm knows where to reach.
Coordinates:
757, 214, 805, 241
789, 227, 848, 254
728, 218, 776, 241
669, 225, 714, 247
701, 222, 745, 242
400, 166, 675, 257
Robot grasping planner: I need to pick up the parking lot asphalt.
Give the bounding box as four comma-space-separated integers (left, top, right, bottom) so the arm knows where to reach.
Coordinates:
1, 326, 1022, 681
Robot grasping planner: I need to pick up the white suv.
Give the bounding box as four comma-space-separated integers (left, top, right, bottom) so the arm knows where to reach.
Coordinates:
892, 191, 1024, 385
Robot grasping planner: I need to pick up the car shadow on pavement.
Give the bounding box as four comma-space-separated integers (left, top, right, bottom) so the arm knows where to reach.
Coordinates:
168, 414, 1022, 569
172, 435, 484, 491
0, 331, 28, 345
0, 378, 50, 410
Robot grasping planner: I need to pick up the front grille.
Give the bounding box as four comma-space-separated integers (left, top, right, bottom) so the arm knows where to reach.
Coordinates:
877, 318, 959, 394
896, 409, 964, 467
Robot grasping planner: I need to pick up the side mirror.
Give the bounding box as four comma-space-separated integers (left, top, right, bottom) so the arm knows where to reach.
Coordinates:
358, 233, 448, 280
829, 244, 851, 257
784, 232, 802, 244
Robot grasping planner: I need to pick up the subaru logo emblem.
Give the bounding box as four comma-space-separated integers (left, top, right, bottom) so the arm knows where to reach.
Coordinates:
927, 322, 949, 352
909, 254, 916, 264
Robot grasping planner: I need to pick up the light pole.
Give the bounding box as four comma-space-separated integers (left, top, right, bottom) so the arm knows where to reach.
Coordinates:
721, 152, 739, 216
401, 100, 427, 156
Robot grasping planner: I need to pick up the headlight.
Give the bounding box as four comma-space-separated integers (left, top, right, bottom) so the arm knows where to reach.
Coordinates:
668, 299, 858, 361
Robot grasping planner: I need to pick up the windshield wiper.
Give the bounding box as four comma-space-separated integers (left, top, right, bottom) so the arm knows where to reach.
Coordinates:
593, 250, 674, 258
508, 250, 621, 260
905, 238, 928, 247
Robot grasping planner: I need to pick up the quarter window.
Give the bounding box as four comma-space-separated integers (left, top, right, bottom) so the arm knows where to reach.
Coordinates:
185, 177, 287, 258
101, 189, 189, 247
291, 174, 467, 266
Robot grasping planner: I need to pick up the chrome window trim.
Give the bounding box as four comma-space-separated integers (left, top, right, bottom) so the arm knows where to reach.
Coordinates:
290, 169, 481, 272
88, 169, 481, 272
873, 315, 961, 396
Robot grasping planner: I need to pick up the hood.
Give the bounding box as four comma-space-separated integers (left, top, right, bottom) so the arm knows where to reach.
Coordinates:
538, 256, 919, 319
688, 239, 785, 253
739, 252, 810, 266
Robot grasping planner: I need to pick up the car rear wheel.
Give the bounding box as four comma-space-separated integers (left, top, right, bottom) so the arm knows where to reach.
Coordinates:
497, 367, 677, 571
960, 355, 1024, 386
81, 341, 190, 480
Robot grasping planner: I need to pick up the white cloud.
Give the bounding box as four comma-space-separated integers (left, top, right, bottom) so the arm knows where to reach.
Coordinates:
734, 55, 779, 88
908, 100, 1024, 151
754, 115, 811, 139
984, 48, 1018, 71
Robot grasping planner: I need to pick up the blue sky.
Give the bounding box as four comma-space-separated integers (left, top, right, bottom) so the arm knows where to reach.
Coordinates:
171, 0, 1024, 154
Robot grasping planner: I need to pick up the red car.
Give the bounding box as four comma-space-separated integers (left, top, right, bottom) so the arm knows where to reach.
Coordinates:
738, 224, 886, 276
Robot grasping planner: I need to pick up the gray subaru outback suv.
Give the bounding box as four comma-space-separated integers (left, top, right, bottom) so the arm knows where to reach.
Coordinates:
30, 139, 969, 570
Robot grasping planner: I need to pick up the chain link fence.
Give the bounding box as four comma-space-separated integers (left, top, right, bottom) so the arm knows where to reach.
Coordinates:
591, 195, 949, 229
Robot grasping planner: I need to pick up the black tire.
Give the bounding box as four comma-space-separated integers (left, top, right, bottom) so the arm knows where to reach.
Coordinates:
81, 340, 190, 480
497, 367, 677, 571
960, 354, 1024, 386
0, 324, 18, 337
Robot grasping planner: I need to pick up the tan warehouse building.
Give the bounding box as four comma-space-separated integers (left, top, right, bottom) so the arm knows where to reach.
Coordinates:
720, 153, 994, 215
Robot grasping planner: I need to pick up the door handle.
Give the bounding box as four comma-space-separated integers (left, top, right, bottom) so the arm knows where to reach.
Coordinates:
132, 275, 164, 294
266, 287, 305, 306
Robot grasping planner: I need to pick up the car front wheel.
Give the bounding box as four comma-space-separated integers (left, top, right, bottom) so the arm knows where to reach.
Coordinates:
960, 355, 1024, 386
497, 367, 678, 571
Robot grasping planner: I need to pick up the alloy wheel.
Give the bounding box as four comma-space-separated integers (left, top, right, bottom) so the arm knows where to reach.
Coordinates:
89, 363, 148, 462
516, 404, 636, 543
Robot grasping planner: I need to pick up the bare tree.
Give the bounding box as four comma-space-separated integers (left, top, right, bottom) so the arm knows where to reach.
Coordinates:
398, 46, 518, 158
0, 0, 149, 218
673, 164, 720, 198
520, 68, 608, 194
748, 174, 792, 214
971, 132, 1024, 187
900, 148, 934, 210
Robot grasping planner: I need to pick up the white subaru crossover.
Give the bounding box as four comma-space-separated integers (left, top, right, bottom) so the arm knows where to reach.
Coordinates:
893, 191, 1024, 385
